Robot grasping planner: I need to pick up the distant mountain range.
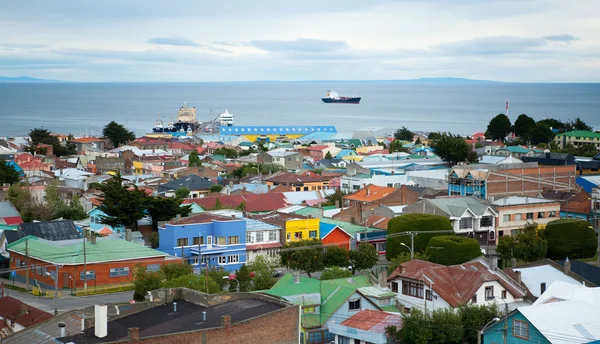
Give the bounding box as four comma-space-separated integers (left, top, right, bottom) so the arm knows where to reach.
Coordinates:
0, 76, 59, 82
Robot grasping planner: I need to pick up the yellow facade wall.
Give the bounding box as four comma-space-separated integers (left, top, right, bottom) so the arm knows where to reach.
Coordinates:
133, 161, 143, 174
285, 218, 320, 242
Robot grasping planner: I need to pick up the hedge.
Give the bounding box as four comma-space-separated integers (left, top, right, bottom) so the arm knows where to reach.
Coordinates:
543, 219, 597, 260
425, 236, 482, 265
386, 214, 454, 260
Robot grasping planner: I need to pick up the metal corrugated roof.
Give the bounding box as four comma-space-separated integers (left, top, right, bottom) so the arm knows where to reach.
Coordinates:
220, 126, 336, 135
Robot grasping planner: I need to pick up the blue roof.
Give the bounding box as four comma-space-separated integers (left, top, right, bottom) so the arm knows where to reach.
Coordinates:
220, 126, 337, 135
299, 131, 338, 141
335, 149, 356, 158
245, 218, 280, 231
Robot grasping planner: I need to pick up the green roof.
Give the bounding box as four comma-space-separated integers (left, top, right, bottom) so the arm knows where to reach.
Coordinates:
294, 207, 323, 218
556, 130, 600, 139
263, 273, 373, 327
499, 146, 531, 153
7, 236, 168, 265
319, 218, 383, 236
210, 154, 226, 161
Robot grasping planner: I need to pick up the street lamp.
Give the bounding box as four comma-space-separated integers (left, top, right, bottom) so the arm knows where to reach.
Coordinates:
223, 275, 239, 292
486, 295, 509, 344
399, 243, 413, 260
46, 266, 62, 315
478, 317, 501, 344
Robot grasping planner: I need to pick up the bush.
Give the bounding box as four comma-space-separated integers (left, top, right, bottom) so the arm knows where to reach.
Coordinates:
544, 219, 597, 260
148, 232, 159, 248
323, 245, 350, 268
425, 236, 482, 265
160, 263, 193, 281
386, 214, 454, 260
132, 264, 164, 301
320, 266, 352, 280
162, 274, 221, 294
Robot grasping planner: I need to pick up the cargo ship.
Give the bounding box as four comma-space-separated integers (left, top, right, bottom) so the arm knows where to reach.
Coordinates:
152, 102, 200, 134
321, 90, 361, 104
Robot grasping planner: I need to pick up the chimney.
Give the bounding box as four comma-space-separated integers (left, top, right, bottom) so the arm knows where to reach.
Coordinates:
229, 180, 233, 187
564, 257, 571, 275
515, 271, 522, 285
335, 200, 340, 209
94, 305, 108, 338
19, 304, 29, 316
125, 228, 132, 242
378, 268, 388, 288
366, 187, 370, 196
294, 272, 300, 284
491, 256, 498, 271
128, 327, 140, 342
221, 315, 232, 330
90, 235, 97, 245
59, 322, 66, 338
242, 187, 246, 194
510, 258, 517, 268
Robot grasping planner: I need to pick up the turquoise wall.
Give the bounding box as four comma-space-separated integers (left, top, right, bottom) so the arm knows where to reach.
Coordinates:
483, 311, 549, 344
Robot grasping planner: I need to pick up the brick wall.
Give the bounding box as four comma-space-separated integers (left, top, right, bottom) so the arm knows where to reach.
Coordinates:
486, 166, 577, 199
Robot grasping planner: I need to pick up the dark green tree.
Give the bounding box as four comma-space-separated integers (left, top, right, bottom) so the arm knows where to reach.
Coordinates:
160, 263, 193, 281
430, 132, 471, 166
208, 269, 229, 291
162, 274, 220, 294
458, 304, 501, 344
0, 159, 20, 185
543, 219, 597, 260
513, 114, 536, 140
91, 172, 147, 230
396, 309, 432, 344
387, 214, 454, 260
188, 150, 202, 167
57, 193, 88, 220
325, 151, 333, 159
427, 132, 441, 140
102, 121, 135, 148
210, 184, 223, 193
349, 242, 378, 274
28, 128, 75, 156
415, 137, 422, 145
148, 232, 159, 248
213, 147, 239, 159
485, 114, 512, 141
232, 264, 253, 292
538, 118, 569, 132
570, 117, 593, 131
246, 255, 277, 290
394, 126, 414, 141
144, 195, 191, 231
425, 236, 482, 265
529, 123, 555, 145
497, 223, 547, 263
132, 264, 164, 301
320, 266, 352, 280
323, 245, 350, 268
280, 239, 324, 278
174, 187, 190, 199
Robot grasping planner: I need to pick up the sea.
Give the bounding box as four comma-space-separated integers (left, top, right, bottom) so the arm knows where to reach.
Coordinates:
0, 81, 599, 138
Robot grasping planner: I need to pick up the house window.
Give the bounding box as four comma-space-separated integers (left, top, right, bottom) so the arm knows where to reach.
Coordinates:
256, 232, 264, 242
480, 216, 494, 227
387, 183, 393, 187
353, 185, 360, 190
502, 214, 510, 222
308, 332, 323, 343
338, 336, 351, 344
549, 211, 556, 218
541, 282, 546, 294
286, 233, 291, 240
402, 281, 424, 298
450, 191, 461, 196
501, 290, 507, 299
217, 237, 226, 245
146, 264, 161, 272
537, 212, 545, 219
309, 230, 317, 238
246, 232, 253, 243
425, 289, 432, 301
488, 231, 496, 241
377, 242, 386, 252
176, 238, 188, 247
228, 236, 239, 245
294, 232, 302, 240
348, 298, 361, 311
485, 286, 494, 299
472, 295, 477, 304
526, 213, 534, 220
391, 282, 399, 293
303, 306, 315, 314
218, 256, 227, 264
459, 218, 473, 230
109, 267, 129, 277
193, 236, 204, 245
515, 214, 522, 221
227, 255, 239, 263
268, 231, 277, 241
80, 271, 96, 280
513, 320, 529, 339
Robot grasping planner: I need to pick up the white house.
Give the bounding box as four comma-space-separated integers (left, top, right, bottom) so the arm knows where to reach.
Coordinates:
245, 218, 282, 263
340, 174, 413, 193
54, 168, 95, 190
511, 259, 593, 299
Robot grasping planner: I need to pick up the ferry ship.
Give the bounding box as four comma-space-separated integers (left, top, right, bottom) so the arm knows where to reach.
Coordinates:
321, 90, 361, 104
153, 102, 200, 134
218, 110, 234, 127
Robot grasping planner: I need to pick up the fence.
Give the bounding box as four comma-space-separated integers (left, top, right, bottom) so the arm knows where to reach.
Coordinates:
74, 283, 134, 297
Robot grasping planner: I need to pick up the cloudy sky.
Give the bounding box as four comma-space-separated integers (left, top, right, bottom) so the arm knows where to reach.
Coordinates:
1, 0, 599, 82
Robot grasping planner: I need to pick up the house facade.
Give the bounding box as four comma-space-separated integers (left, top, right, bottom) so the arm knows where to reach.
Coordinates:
245, 218, 282, 263
264, 171, 328, 191
257, 151, 303, 172
554, 130, 600, 149
88, 208, 126, 234
340, 174, 412, 194
491, 196, 561, 239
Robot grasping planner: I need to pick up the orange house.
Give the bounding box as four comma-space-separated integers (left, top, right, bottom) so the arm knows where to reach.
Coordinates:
320, 225, 353, 251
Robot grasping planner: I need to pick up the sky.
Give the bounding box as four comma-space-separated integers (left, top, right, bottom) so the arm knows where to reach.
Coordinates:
1, 0, 599, 82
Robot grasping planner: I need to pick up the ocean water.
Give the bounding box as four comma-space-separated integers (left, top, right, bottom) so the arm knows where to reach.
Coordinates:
0, 81, 599, 137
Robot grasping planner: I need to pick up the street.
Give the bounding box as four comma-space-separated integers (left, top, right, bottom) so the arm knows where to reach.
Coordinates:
4, 289, 134, 314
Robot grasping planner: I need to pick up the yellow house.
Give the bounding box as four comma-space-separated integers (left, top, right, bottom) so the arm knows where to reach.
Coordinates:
285, 218, 320, 242
133, 161, 143, 174
356, 145, 383, 154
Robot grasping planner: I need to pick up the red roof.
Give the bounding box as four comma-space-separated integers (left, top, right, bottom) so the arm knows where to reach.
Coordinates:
305, 145, 329, 151
364, 215, 390, 229
0, 296, 53, 328
3, 216, 23, 225
388, 260, 525, 307
70, 137, 104, 143
344, 184, 397, 203
184, 193, 288, 212
366, 149, 389, 155
264, 171, 323, 184
472, 132, 486, 139
98, 226, 113, 235
340, 310, 402, 333
246, 242, 282, 250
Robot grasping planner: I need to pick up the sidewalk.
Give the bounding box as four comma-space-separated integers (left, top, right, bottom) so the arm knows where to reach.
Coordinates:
0, 277, 71, 299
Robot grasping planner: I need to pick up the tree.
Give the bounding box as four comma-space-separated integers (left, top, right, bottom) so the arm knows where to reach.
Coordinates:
208, 269, 229, 291
529, 123, 555, 145
188, 150, 202, 167
133, 264, 164, 301
174, 187, 190, 199
396, 309, 433, 344
246, 255, 277, 290
0, 159, 20, 185
387, 252, 429, 274
321, 189, 346, 207
349, 242, 378, 274
427, 132, 441, 141
386, 214, 454, 260
102, 121, 135, 148
513, 114, 536, 140
213, 147, 239, 159
160, 263, 193, 281
415, 137, 422, 145
144, 195, 191, 231
430, 308, 463, 344
425, 236, 482, 265
91, 172, 147, 230
28, 128, 76, 156
162, 274, 220, 294
214, 198, 223, 210
7, 183, 34, 222
323, 245, 350, 268
324, 151, 333, 159
543, 219, 597, 260
496, 223, 547, 263
148, 232, 159, 248
210, 184, 223, 193
570, 117, 593, 131
280, 239, 324, 278
430, 132, 471, 166
394, 127, 414, 141
57, 193, 88, 220
458, 304, 501, 344
233, 265, 253, 292
485, 114, 512, 141
320, 266, 352, 280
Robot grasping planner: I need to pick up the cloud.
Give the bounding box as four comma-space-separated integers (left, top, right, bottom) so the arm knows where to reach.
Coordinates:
434, 36, 551, 56
249, 39, 348, 53
543, 34, 578, 43
0, 43, 48, 49
147, 36, 199, 47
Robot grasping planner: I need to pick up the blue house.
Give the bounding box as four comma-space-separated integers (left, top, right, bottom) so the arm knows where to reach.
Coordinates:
158, 214, 246, 272
88, 208, 125, 234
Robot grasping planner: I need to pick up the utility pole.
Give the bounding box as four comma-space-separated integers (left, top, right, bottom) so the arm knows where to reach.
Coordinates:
410, 233, 415, 261
83, 232, 87, 290
503, 302, 508, 344
25, 238, 29, 291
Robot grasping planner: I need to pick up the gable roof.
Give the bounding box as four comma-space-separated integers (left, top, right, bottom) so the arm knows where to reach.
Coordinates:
344, 184, 397, 203
388, 260, 525, 307
264, 171, 323, 184
422, 196, 495, 217
557, 259, 600, 287
19, 220, 80, 241
0, 297, 53, 328
0, 201, 20, 218
158, 175, 215, 192
340, 309, 402, 333
184, 193, 288, 212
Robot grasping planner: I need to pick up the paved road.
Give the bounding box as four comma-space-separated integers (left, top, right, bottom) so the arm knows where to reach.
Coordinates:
4, 289, 134, 314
